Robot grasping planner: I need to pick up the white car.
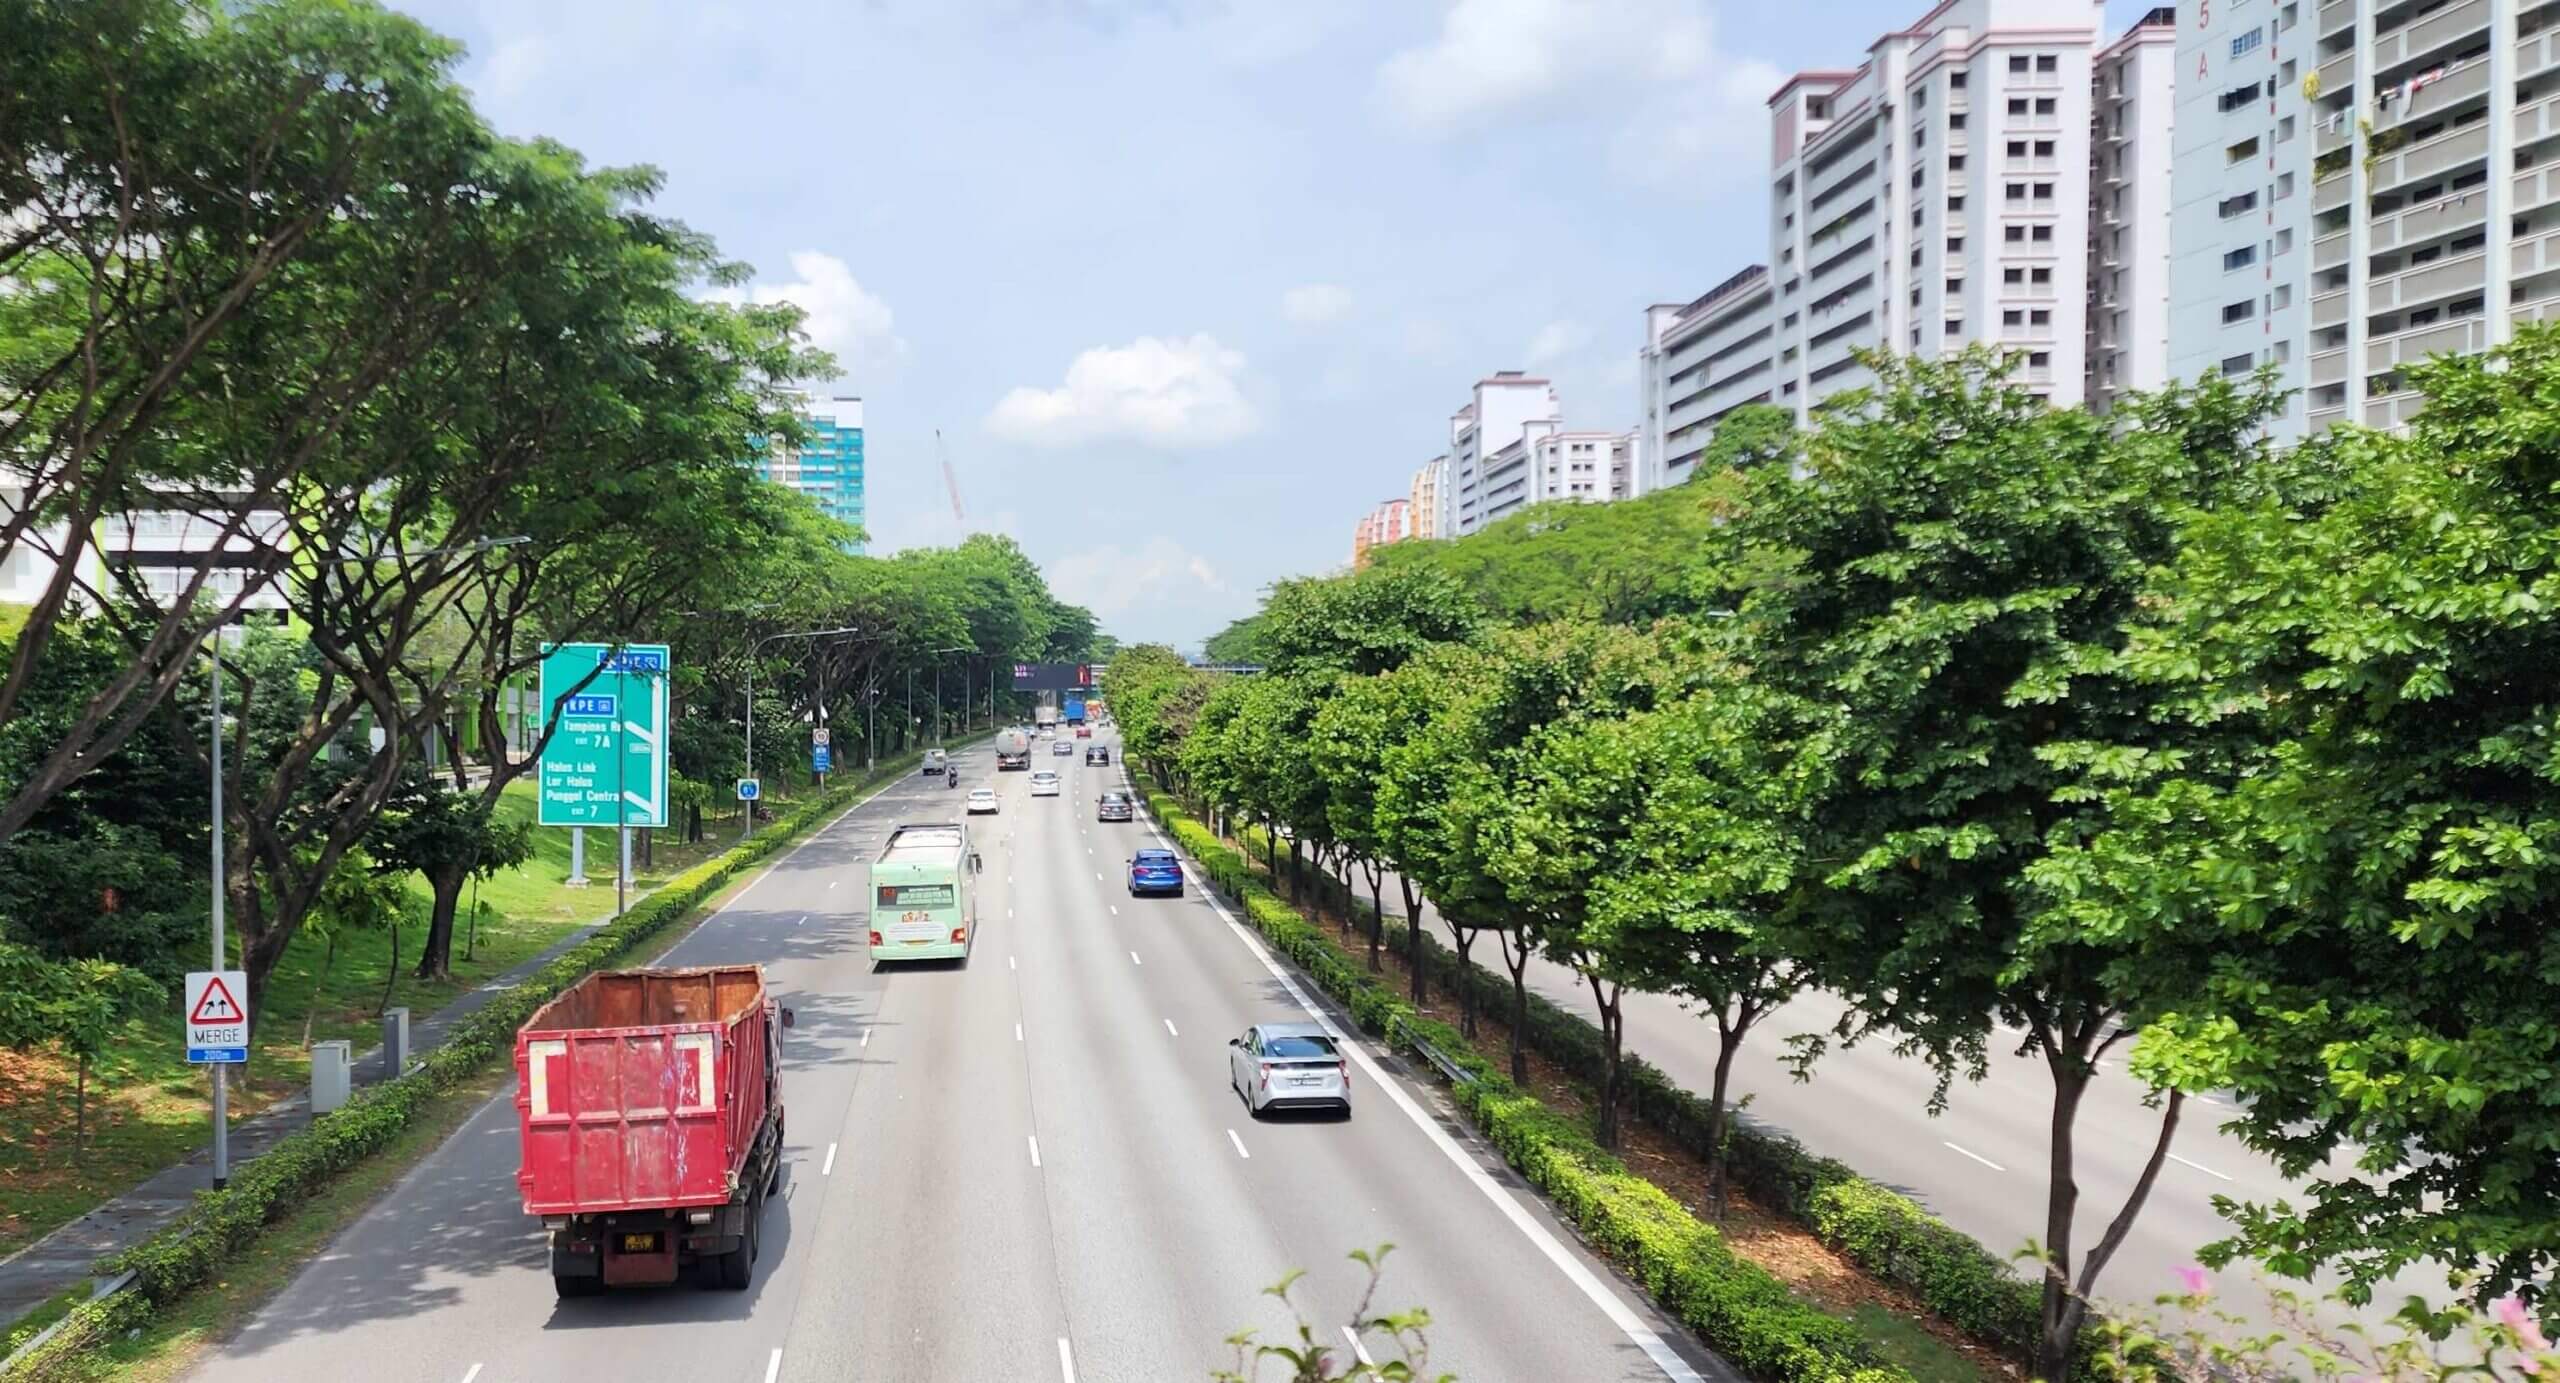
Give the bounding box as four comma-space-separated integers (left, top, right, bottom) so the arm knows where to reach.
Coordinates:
966, 787, 1000, 815
1229, 1023, 1350, 1118
1029, 771, 1061, 797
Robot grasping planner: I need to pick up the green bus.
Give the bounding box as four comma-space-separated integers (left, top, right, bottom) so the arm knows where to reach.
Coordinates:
868, 823, 983, 963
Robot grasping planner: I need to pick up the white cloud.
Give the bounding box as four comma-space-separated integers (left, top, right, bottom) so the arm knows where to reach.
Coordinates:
1526, 319, 1593, 364
1379, 0, 1713, 132
707, 251, 905, 380
985, 334, 1258, 449
1048, 536, 1231, 623
478, 34, 550, 103
1280, 283, 1355, 325
1614, 57, 1786, 188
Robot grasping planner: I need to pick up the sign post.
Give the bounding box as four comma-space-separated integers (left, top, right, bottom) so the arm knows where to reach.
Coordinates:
812, 726, 832, 778
537, 643, 671, 837
185, 971, 250, 1065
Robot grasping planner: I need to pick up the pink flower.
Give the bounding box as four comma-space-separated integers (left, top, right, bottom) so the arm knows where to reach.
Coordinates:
2175, 1265, 2212, 1298
2495, 1296, 2551, 1354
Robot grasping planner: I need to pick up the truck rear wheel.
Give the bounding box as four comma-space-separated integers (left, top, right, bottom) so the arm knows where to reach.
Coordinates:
715, 1197, 761, 1290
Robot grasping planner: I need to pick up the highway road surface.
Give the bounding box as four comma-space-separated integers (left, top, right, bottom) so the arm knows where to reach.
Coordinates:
185, 733, 1727, 1383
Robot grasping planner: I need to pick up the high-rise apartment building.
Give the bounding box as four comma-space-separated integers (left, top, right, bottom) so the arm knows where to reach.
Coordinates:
1640, 266, 1778, 490
2189, 0, 2560, 435
750, 394, 867, 551
1409, 456, 1448, 539
2089, 8, 2180, 414
1768, 0, 2108, 413
1447, 372, 1561, 536
1352, 497, 1414, 569
1476, 424, 1638, 529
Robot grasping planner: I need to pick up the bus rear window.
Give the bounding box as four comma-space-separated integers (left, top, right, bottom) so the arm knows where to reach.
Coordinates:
878, 884, 956, 908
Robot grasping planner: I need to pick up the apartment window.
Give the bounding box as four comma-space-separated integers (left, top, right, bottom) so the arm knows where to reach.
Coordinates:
2031, 224, 2053, 242
1945, 318, 1964, 335
2271, 285, 2293, 310
1913, 86, 1928, 109
2218, 81, 2264, 113
1947, 236, 1964, 254
1913, 206, 1926, 227
2032, 268, 2053, 287
2007, 182, 2027, 202
1912, 328, 1923, 347
1950, 69, 1967, 89
1951, 113, 1966, 129
2034, 98, 2056, 115
1912, 167, 1926, 188
2222, 299, 2256, 324
2009, 55, 2029, 74
2029, 309, 2050, 326
2274, 228, 2295, 254
2004, 267, 2025, 284
2278, 115, 2296, 142
2230, 26, 2263, 58
2221, 352, 2254, 376
2003, 309, 2024, 326
1947, 277, 1963, 295
1948, 195, 1965, 212
2005, 224, 2027, 242
2275, 172, 2295, 198
1949, 154, 1965, 170
2219, 190, 2259, 218
2008, 139, 2027, 157
1912, 287, 1923, 306
2034, 139, 2055, 158
2032, 181, 2053, 200
2225, 245, 2258, 271
2227, 136, 2260, 164
1912, 246, 1925, 267
2028, 351, 2050, 366
2008, 98, 2028, 115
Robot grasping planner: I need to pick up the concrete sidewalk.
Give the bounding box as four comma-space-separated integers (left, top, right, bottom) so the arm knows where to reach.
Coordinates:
0, 916, 607, 1326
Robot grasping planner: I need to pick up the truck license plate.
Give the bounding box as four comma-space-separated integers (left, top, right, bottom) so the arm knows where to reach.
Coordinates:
619, 1233, 659, 1253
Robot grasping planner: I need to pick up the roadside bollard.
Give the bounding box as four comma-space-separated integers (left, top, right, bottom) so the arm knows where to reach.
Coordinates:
310, 1041, 352, 1113
381, 1007, 410, 1081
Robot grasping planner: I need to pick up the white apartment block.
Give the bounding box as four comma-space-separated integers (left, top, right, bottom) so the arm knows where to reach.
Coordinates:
1640, 266, 1779, 490
1447, 372, 1561, 536
1409, 456, 1448, 539
2289, 0, 2560, 431
2090, 8, 2180, 413
1476, 424, 1637, 529
2169, 0, 2315, 433
100, 501, 292, 615
1768, 0, 2109, 414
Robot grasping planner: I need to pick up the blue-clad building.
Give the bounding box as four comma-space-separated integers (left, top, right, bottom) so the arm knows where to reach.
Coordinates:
748, 394, 866, 552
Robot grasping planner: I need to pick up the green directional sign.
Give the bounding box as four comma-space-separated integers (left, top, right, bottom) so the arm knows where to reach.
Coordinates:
537, 642, 670, 829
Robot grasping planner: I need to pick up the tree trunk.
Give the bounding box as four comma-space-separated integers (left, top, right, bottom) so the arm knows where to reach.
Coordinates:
378, 916, 401, 1017
74, 1054, 88, 1158
1265, 822, 1279, 882
1499, 928, 1531, 1084
2040, 1080, 2186, 1382
414, 861, 470, 980
1287, 838, 1303, 904
1400, 878, 1426, 1005
1449, 922, 1479, 1037
301, 934, 339, 1048
642, 827, 653, 870
1589, 975, 1625, 1148
2035, 1054, 2092, 1383
1704, 1014, 1744, 1219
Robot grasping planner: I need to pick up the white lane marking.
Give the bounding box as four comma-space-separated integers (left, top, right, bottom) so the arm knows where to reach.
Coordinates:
1164, 1018, 1179, 1038
763, 1348, 782, 1383
460, 1367, 483, 1383
822, 1142, 838, 1176
1027, 1135, 1042, 1168
1227, 1128, 1250, 1159
795, 913, 808, 927
1094, 871, 1104, 882
2168, 1152, 2232, 1181
1129, 950, 1142, 966
1009, 907, 1016, 919
1057, 1338, 1078, 1383
828, 880, 838, 889
1132, 805, 1705, 1383
1015, 1022, 1023, 1043
859, 1027, 871, 1049
1944, 1141, 2006, 1172
1010, 954, 1017, 971
1108, 904, 1119, 917
1341, 1327, 1377, 1368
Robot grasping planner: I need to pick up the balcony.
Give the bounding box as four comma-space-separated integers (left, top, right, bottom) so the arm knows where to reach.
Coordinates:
2368, 188, 2488, 254
2319, 0, 2354, 37
2363, 391, 2429, 429
2372, 58, 2489, 138
2516, 158, 2560, 213
2526, 27, 2560, 84
2314, 169, 2351, 213
2369, 0, 2487, 74
2368, 249, 2489, 313
2517, 90, 2560, 146
2310, 347, 2348, 387
2317, 115, 2352, 158
2312, 289, 2349, 328
2309, 403, 2348, 430
2365, 120, 2489, 199
2364, 314, 2490, 373
2314, 230, 2350, 271
2517, 294, 2560, 328
2316, 49, 2356, 99
2515, 228, 2560, 280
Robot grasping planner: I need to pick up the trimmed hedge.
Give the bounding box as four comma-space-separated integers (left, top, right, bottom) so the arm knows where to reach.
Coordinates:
7, 751, 953, 1382
1137, 789, 1912, 1383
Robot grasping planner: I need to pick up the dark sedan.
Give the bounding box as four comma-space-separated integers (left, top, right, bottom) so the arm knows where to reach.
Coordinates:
1096, 791, 1134, 823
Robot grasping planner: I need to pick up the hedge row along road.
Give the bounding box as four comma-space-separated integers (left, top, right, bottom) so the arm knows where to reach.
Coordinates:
174, 732, 1724, 1383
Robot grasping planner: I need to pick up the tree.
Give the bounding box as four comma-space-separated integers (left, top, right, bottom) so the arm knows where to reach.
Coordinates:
0, 941, 161, 1157
1715, 352, 2290, 1379
1691, 402, 1801, 475
1367, 488, 1725, 628
1257, 566, 1482, 677
2038, 329, 2560, 1312
1311, 669, 1446, 1001
1204, 611, 1277, 665
366, 765, 532, 981
298, 849, 407, 1045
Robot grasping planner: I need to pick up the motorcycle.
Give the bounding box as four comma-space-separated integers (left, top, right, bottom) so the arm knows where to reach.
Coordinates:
946, 769, 960, 789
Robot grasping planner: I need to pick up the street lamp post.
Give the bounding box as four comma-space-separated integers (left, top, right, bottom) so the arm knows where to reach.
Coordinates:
203, 533, 527, 1189
743, 626, 859, 839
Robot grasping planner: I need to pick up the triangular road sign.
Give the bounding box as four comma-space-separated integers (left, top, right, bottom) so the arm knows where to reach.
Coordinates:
189, 974, 244, 1024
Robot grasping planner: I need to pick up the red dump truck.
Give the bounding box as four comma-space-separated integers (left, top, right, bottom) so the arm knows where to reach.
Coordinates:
515, 965, 792, 1297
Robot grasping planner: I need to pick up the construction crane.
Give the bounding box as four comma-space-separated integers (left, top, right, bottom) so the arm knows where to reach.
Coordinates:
936, 429, 966, 523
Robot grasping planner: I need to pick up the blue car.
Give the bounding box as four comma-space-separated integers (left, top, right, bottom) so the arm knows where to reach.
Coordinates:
1127, 848, 1185, 897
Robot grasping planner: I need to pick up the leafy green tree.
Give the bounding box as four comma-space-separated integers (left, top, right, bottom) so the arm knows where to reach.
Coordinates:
2037, 329, 2560, 1312
0, 941, 161, 1157
365, 764, 533, 982
1258, 566, 1482, 677
1715, 353, 2289, 1378
1311, 669, 1447, 1000
1367, 489, 1725, 628
1372, 652, 1505, 1038
1691, 402, 1801, 476
1204, 611, 1278, 665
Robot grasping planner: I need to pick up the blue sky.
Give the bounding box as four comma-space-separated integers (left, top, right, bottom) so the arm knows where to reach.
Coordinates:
395, 0, 2162, 650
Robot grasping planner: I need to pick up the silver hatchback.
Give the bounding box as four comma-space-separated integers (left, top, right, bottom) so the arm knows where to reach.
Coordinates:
1228, 1023, 1350, 1118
